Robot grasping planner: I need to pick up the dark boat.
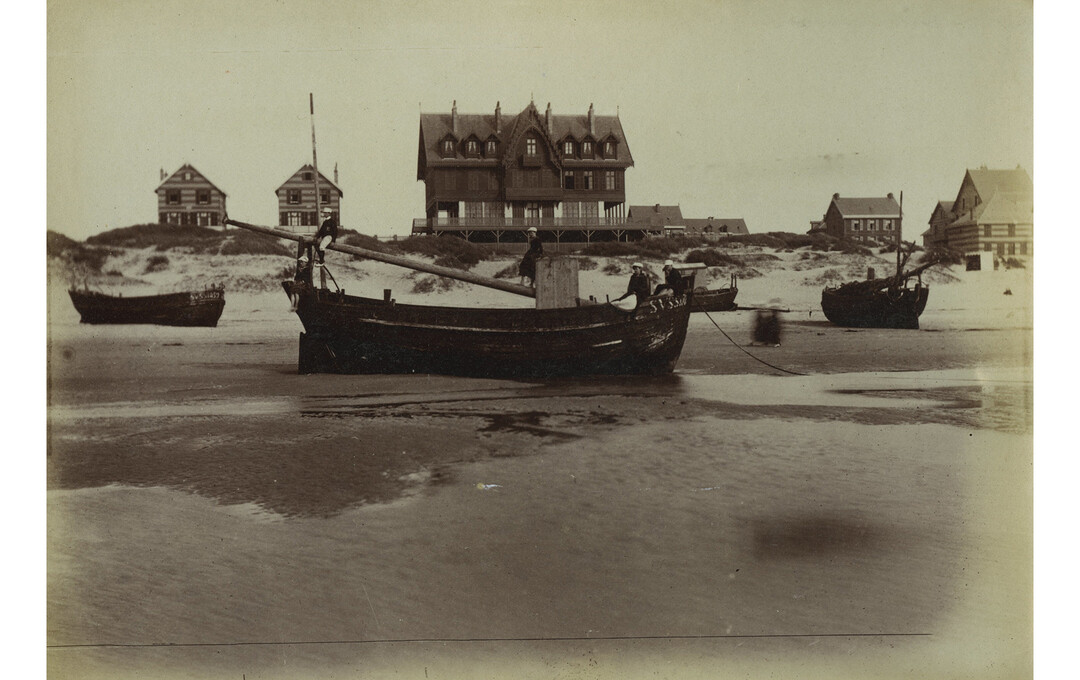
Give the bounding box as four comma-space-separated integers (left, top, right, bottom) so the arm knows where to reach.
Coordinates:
819, 193, 939, 330
225, 218, 693, 378
820, 278, 928, 329
68, 286, 226, 327
820, 248, 940, 330
691, 273, 738, 312
286, 283, 692, 378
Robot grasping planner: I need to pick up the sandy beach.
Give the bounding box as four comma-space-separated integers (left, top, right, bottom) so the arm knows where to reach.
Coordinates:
46, 247, 1032, 679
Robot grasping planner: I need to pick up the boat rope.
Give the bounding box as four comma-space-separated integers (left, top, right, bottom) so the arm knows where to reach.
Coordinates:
694, 300, 806, 376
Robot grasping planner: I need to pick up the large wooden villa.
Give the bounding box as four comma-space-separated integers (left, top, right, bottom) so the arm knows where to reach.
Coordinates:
413, 100, 654, 247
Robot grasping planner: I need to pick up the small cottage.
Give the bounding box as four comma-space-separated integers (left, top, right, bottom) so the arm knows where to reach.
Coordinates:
155, 164, 228, 227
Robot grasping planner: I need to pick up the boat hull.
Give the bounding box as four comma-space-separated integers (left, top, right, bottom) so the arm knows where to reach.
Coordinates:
820, 285, 929, 329
285, 283, 693, 378
68, 288, 226, 327
690, 286, 738, 312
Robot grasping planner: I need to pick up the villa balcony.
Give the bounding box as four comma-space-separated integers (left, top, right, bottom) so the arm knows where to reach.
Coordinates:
412, 216, 650, 234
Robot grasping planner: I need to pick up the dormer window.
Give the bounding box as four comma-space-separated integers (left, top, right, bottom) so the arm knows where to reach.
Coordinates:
486, 140, 497, 156
582, 141, 593, 157
526, 137, 537, 156
466, 140, 479, 156
563, 140, 574, 155
604, 141, 614, 157
441, 139, 455, 156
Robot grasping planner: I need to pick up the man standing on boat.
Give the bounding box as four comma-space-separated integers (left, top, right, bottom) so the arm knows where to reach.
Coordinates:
615, 262, 652, 306
314, 207, 338, 267
518, 227, 543, 287
653, 260, 686, 296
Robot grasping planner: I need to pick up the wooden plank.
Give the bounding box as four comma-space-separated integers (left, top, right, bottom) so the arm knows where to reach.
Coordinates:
535, 258, 579, 309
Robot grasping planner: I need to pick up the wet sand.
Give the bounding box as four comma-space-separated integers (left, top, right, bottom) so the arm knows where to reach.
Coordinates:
46, 294, 1032, 679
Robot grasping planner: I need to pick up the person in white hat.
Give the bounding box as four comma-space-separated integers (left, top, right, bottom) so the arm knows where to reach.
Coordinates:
653, 259, 686, 296
518, 227, 543, 286
614, 261, 651, 306
313, 207, 338, 266
290, 253, 313, 311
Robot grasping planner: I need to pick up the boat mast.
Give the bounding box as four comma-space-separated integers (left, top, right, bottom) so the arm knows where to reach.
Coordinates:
310, 93, 325, 287
310, 93, 322, 217
896, 191, 903, 279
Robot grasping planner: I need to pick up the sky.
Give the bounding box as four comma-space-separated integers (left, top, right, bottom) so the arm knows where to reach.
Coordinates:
46, 0, 1034, 243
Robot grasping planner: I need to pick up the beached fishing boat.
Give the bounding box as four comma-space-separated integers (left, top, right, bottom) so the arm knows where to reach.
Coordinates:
287, 284, 692, 377
691, 273, 738, 312
225, 219, 693, 378
819, 193, 939, 330
820, 278, 928, 329
68, 286, 226, 327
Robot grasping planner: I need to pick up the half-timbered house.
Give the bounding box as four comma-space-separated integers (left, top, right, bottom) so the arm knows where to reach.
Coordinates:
921, 166, 1032, 258
156, 164, 227, 227
276, 164, 343, 233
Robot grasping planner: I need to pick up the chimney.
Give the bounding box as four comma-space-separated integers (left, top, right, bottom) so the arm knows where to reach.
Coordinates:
160, 168, 167, 181
833, 192, 840, 200
495, 101, 501, 134
451, 100, 458, 134
545, 102, 552, 134
654, 203, 660, 212
334, 162, 338, 186
588, 103, 595, 135
887, 192, 894, 200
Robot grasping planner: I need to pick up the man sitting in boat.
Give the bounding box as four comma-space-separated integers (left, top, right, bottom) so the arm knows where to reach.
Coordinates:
314, 207, 338, 267
653, 259, 686, 297
518, 227, 543, 287
290, 254, 313, 311
614, 262, 652, 307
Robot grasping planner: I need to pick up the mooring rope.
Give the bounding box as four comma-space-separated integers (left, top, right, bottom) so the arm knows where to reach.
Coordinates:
694, 301, 807, 376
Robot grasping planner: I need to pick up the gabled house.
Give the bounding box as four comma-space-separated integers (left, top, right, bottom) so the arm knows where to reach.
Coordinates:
923, 166, 1033, 258
683, 217, 749, 238
276, 164, 343, 231
414, 100, 637, 246
820, 193, 901, 245
627, 204, 685, 234
921, 201, 958, 249
156, 164, 227, 227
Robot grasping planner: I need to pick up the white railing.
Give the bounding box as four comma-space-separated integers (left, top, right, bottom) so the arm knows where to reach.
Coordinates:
412, 217, 640, 231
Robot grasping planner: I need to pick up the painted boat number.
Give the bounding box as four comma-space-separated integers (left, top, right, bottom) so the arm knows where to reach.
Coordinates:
647, 296, 685, 312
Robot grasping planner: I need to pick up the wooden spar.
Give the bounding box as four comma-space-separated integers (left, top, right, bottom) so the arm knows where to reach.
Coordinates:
224, 218, 537, 299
